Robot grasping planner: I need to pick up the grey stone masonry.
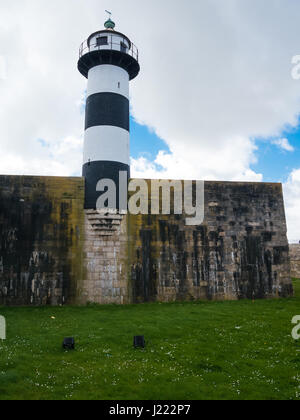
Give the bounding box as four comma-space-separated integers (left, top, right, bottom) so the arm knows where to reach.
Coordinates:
0, 176, 293, 305
289, 244, 300, 279
77, 210, 129, 304
128, 181, 293, 302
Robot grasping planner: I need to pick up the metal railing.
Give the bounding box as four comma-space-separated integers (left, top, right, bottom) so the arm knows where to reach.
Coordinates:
79, 35, 139, 62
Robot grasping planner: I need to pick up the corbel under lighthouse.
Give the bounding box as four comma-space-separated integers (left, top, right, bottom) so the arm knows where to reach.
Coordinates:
78, 16, 140, 209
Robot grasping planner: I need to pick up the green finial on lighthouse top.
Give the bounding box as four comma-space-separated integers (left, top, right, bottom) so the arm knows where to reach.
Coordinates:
104, 10, 115, 30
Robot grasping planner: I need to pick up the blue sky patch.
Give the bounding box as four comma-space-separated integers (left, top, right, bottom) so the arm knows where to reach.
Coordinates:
130, 117, 170, 161
252, 120, 300, 183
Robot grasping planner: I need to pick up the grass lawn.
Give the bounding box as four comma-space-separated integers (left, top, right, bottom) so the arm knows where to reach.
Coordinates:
0, 280, 300, 400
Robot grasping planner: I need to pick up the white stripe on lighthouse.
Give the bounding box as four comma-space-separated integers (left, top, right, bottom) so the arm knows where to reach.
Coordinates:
87, 65, 129, 99
83, 125, 129, 165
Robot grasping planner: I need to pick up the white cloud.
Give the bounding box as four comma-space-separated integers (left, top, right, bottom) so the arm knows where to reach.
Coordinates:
272, 138, 295, 152
0, 55, 6, 81
1, 0, 300, 239
1, 0, 300, 178
0, 136, 83, 177
284, 169, 300, 243
131, 136, 262, 182
0, 0, 86, 176
130, 0, 300, 181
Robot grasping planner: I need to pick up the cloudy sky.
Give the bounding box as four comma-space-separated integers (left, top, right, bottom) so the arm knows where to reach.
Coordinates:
0, 0, 300, 242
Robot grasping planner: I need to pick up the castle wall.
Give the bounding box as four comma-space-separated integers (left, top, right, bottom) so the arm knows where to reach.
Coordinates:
127, 181, 292, 302
0, 176, 293, 305
0, 176, 85, 305
289, 244, 300, 278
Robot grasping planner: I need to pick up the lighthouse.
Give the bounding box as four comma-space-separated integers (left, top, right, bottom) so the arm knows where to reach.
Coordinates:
78, 14, 140, 209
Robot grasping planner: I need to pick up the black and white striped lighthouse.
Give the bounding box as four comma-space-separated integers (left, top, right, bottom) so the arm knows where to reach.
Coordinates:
78, 15, 140, 209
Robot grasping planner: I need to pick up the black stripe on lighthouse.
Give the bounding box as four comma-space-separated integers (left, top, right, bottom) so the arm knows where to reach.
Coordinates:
85, 92, 129, 131
83, 91, 130, 210
83, 160, 130, 210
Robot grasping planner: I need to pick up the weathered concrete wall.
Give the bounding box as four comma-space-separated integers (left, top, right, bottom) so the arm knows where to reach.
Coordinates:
0, 176, 293, 305
0, 176, 85, 305
289, 244, 300, 278
127, 181, 292, 302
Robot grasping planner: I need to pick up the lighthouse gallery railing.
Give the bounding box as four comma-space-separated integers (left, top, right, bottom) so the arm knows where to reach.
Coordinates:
79, 35, 139, 62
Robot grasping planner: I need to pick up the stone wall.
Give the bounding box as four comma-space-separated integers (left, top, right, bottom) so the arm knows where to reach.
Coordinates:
0, 176, 85, 305
127, 181, 292, 302
289, 244, 300, 278
0, 176, 293, 305
78, 210, 128, 304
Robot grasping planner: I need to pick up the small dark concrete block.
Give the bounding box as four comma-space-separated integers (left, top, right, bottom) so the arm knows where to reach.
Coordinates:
134, 336, 145, 348
63, 337, 75, 350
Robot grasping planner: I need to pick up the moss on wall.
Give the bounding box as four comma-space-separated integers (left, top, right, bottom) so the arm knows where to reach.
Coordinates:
0, 176, 85, 305
127, 180, 292, 302
0, 176, 293, 305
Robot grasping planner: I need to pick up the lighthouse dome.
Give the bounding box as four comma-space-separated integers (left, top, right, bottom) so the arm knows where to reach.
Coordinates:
104, 18, 116, 30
